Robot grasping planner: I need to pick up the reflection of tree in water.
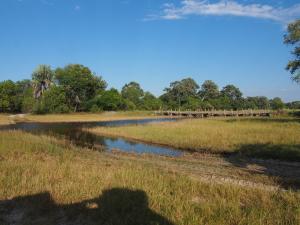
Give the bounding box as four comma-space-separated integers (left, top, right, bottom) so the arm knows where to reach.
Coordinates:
15, 122, 108, 151
66, 129, 112, 151
0, 188, 174, 225
2, 119, 180, 154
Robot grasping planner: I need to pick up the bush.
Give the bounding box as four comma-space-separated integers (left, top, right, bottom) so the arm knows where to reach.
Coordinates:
90, 105, 103, 113
33, 86, 70, 114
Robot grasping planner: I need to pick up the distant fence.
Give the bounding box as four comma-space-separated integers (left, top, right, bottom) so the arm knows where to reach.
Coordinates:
154, 109, 272, 118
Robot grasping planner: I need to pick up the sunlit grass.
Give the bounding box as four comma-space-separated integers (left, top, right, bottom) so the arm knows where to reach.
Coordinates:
23, 111, 156, 123
0, 111, 156, 124
88, 118, 300, 161
0, 130, 299, 225
0, 114, 13, 125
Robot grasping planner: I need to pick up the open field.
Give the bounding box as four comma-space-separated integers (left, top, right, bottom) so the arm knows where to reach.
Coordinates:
0, 114, 14, 125
0, 111, 156, 124
88, 117, 300, 161
0, 130, 299, 225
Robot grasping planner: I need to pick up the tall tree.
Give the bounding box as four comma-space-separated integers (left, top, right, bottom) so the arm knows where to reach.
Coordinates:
162, 78, 199, 108
199, 80, 219, 100
270, 97, 285, 110
221, 85, 242, 100
121, 82, 144, 107
284, 19, 300, 83
32, 65, 54, 99
55, 64, 107, 112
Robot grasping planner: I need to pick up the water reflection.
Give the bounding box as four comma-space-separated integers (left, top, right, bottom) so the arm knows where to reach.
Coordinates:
0, 118, 183, 157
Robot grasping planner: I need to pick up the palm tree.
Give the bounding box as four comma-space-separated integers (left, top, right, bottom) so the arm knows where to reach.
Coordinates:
32, 65, 54, 99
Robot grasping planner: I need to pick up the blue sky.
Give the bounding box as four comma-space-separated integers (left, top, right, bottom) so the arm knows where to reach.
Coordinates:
0, 0, 300, 102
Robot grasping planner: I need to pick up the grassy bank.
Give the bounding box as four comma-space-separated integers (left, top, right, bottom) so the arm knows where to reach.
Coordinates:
0, 114, 13, 125
0, 111, 156, 124
88, 118, 300, 161
0, 131, 299, 225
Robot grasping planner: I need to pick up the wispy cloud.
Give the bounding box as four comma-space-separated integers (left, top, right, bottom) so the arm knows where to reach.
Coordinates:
146, 0, 300, 23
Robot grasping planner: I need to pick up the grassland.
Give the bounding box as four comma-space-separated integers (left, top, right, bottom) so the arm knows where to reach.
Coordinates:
0, 114, 14, 125
0, 111, 156, 124
88, 117, 300, 161
0, 130, 299, 225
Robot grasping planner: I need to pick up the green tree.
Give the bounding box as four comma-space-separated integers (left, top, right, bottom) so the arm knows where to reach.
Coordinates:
38, 86, 70, 114
245, 97, 270, 109
141, 92, 162, 110
21, 87, 35, 113
55, 64, 107, 112
219, 85, 244, 110
121, 82, 144, 107
32, 65, 54, 99
286, 101, 300, 109
284, 20, 300, 83
159, 93, 178, 110
162, 78, 199, 108
221, 85, 242, 100
199, 80, 220, 101
0, 80, 17, 112
207, 96, 231, 110
87, 88, 127, 111
270, 97, 285, 110
15, 80, 35, 113
182, 96, 202, 110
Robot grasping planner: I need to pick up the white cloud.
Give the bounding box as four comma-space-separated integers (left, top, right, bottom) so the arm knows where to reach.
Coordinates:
147, 0, 300, 23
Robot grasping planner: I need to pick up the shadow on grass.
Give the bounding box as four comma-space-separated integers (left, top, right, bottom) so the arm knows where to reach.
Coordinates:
235, 143, 300, 162
289, 110, 300, 118
0, 188, 174, 225
226, 143, 300, 190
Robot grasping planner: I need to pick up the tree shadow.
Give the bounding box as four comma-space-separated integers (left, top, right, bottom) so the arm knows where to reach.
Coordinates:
225, 144, 300, 190
0, 188, 175, 225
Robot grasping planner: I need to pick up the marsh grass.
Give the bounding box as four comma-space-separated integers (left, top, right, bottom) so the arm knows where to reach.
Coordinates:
88, 118, 300, 161
0, 111, 156, 125
20, 111, 155, 123
0, 114, 13, 125
0, 131, 299, 224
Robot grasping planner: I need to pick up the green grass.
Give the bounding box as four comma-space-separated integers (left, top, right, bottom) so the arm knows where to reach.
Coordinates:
0, 131, 299, 225
88, 117, 300, 161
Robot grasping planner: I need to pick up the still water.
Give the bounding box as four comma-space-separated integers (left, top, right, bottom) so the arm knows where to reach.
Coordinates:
0, 118, 183, 157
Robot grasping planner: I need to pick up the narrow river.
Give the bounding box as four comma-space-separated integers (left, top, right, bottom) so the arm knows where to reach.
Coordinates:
0, 118, 183, 157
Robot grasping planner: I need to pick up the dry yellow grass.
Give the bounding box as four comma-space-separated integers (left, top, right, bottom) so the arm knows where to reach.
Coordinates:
0, 114, 13, 125
0, 111, 157, 124
88, 118, 300, 161
0, 130, 299, 225
14, 111, 156, 123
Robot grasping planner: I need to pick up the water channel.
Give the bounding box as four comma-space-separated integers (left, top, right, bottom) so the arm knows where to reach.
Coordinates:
0, 118, 183, 157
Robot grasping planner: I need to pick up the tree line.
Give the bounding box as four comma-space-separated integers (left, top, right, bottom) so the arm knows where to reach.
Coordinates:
0, 20, 299, 114
0, 64, 297, 114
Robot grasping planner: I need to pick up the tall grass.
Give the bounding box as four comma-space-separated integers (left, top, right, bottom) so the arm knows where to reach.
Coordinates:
0, 130, 299, 224
88, 118, 300, 161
